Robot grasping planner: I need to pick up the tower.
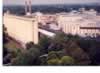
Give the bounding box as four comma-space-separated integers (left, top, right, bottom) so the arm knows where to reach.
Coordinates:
29, 0, 32, 14
25, 0, 32, 16
25, 0, 28, 15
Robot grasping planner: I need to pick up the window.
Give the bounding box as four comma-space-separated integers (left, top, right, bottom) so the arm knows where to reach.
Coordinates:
85, 33, 88, 36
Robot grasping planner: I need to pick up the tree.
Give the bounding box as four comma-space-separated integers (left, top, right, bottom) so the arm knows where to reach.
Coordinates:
25, 42, 34, 49
47, 51, 58, 60
3, 25, 9, 44
47, 51, 61, 65
39, 54, 48, 65
11, 47, 41, 65
38, 36, 51, 54
47, 58, 60, 65
60, 56, 75, 65
64, 47, 91, 65
3, 25, 10, 64
48, 32, 68, 51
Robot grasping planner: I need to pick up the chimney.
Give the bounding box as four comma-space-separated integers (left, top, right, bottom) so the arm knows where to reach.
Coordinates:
29, 0, 32, 14
25, 0, 28, 15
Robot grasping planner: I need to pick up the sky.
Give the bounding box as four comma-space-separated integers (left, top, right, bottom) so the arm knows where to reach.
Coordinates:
3, 0, 100, 5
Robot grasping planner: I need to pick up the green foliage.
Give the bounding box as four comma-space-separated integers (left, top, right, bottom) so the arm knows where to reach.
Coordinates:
48, 32, 68, 51
25, 42, 34, 49
60, 56, 75, 65
4, 31, 98, 65
53, 32, 69, 45
3, 25, 9, 44
47, 58, 60, 65
39, 55, 48, 65
38, 36, 51, 53
47, 51, 61, 65
48, 32, 81, 52
39, 36, 51, 47
47, 51, 58, 60
10, 47, 41, 65
63, 47, 91, 65
47, 51, 75, 65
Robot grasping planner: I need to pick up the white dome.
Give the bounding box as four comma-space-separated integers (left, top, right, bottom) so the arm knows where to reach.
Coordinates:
35, 12, 43, 16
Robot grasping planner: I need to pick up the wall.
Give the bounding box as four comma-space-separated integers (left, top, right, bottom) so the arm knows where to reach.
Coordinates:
3, 14, 38, 47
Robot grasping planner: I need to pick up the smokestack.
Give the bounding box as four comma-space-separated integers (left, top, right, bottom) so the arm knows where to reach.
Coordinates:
25, 0, 28, 15
29, 0, 32, 14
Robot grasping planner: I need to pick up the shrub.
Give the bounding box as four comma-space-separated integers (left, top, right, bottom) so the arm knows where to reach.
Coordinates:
60, 56, 75, 65
47, 58, 60, 65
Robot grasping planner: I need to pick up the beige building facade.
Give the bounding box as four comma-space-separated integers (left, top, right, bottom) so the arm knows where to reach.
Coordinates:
57, 13, 100, 37
3, 14, 38, 47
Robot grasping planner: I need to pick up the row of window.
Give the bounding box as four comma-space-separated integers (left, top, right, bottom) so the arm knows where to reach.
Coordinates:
84, 33, 100, 37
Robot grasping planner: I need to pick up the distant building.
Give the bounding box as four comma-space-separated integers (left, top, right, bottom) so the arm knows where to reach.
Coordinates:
57, 9, 100, 37
3, 8, 100, 48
